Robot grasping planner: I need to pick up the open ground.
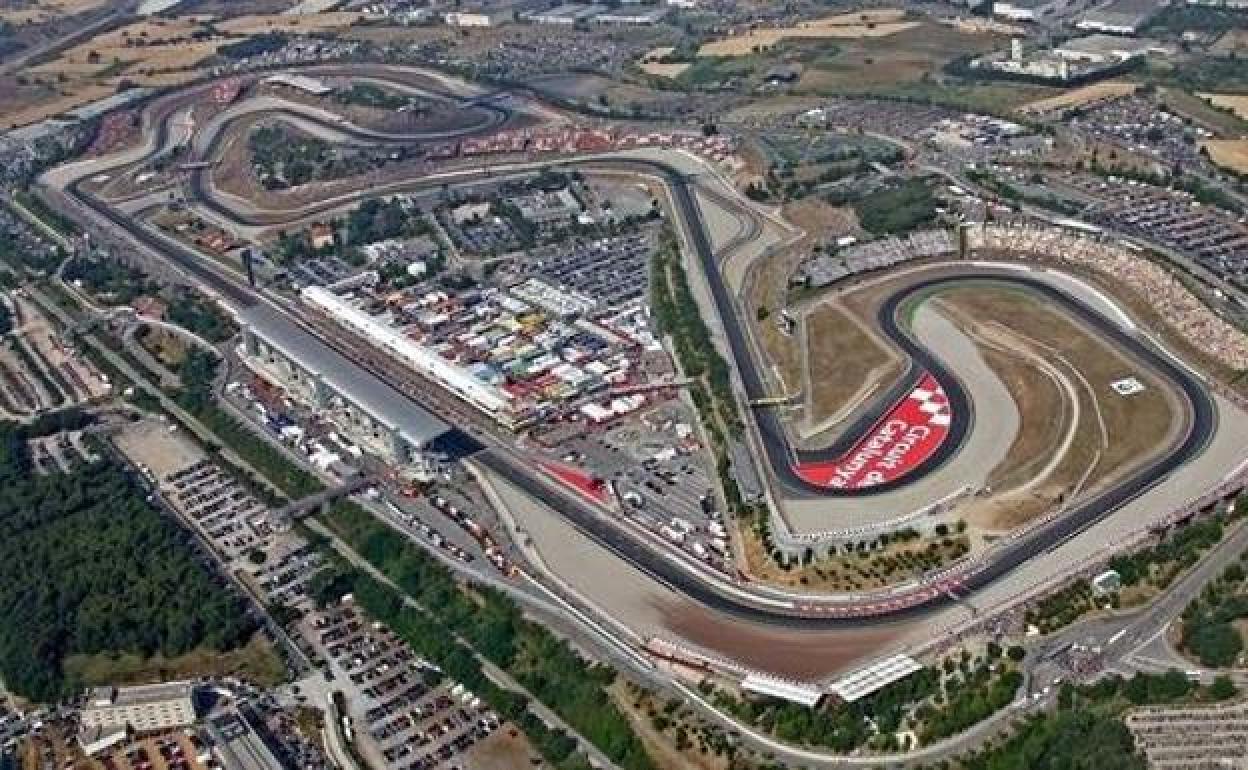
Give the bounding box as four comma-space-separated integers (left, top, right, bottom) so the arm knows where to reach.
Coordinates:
931, 284, 1181, 532
697, 9, 918, 57
1200, 93, 1248, 122
0, 0, 106, 25
1203, 140, 1248, 174
1018, 81, 1138, 115
9, 11, 366, 127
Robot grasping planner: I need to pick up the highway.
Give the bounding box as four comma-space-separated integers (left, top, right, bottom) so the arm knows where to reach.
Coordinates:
40, 70, 1228, 625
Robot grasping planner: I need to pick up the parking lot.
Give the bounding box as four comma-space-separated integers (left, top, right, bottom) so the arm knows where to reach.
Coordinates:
541, 400, 733, 573
116, 418, 329, 612
304, 603, 504, 770
29, 429, 99, 475
1126, 700, 1248, 768
515, 232, 655, 311
1065, 173, 1248, 284
1069, 95, 1216, 176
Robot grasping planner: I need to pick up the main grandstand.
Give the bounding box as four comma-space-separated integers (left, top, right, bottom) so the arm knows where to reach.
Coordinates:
239, 303, 451, 471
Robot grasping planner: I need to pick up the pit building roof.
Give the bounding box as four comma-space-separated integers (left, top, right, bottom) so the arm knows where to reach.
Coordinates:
241, 303, 451, 447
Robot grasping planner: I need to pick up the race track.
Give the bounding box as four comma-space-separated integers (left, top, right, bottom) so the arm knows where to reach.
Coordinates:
45, 71, 1222, 623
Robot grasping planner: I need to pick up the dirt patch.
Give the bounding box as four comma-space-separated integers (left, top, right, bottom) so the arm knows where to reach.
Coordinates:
1200, 92, 1248, 121
461, 724, 538, 770
214, 11, 363, 35
30, 16, 222, 76
1212, 29, 1248, 57
744, 198, 855, 410
0, 0, 108, 25
1, 81, 114, 129
1018, 81, 1137, 115
609, 681, 727, 770
791, 22, 1039, 110
1203, 139, 1248, 174
805, 298, 901, 428
11, 12, 365, 127
935, 285, 1181, 532
638, 46, 690, 79
699, 10, 917, 57
63, 633, 286, 687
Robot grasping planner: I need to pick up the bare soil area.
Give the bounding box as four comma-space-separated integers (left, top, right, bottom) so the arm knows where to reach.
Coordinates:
1203, 139, 1248, 174
1018, 81, 1137, 114
699, 9, 917, 57
805, 298, 902, 429
937, 285, 1182, 532
743, 198, 855, 412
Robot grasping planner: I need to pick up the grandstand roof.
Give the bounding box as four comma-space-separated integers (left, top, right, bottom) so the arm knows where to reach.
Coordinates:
264, 73, 334, 95
828, 654, 923, 702
241, 304, 450, 447
740, 675, 823, 707
301, 287, 511, 415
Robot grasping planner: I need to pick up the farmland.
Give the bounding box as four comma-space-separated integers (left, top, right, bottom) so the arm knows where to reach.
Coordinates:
697, 9, 918, 57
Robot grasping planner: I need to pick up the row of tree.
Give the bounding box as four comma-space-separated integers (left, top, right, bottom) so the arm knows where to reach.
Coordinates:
318, 501, 656, 770
649, 230, 740, 439
1181, 560, 1248, 667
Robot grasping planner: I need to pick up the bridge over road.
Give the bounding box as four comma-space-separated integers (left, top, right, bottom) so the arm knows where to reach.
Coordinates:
277, 475, 379, 521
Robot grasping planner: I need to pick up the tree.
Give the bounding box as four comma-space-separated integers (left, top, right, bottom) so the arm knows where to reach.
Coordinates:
0, 440, 254, 701
1187, 622, 1242, 668
1211, 674, 1238, 701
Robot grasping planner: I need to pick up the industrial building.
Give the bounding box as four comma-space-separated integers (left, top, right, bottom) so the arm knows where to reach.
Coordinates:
592, 6, 669, 23
1076, 0, 1164, 34
512, 187, 584, 225
992, 0, 1071, 21
973, 35, 1146, 81
1053, 34, 1168, 63
81, 681, 197, 733
444, 3, 519, 26
523, 3, 604, 23
238, 304, 451, 470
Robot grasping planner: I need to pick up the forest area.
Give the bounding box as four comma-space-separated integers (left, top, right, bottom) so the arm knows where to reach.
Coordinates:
0, 415, 254, 701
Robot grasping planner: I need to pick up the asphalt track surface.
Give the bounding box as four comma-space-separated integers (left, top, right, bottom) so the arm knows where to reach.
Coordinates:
53, 82, 1218, 622
179, 105, 974, 494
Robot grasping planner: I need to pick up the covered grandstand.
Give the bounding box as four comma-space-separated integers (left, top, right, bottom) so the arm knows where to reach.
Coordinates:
239, 303, 450, 468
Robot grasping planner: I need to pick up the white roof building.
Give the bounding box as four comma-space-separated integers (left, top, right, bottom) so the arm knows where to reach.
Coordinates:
740, 675, 824, 707
301, 286, 513, 418
828, 655, 924, 702
81, 681, 197, 734
263, 73, 333, 96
